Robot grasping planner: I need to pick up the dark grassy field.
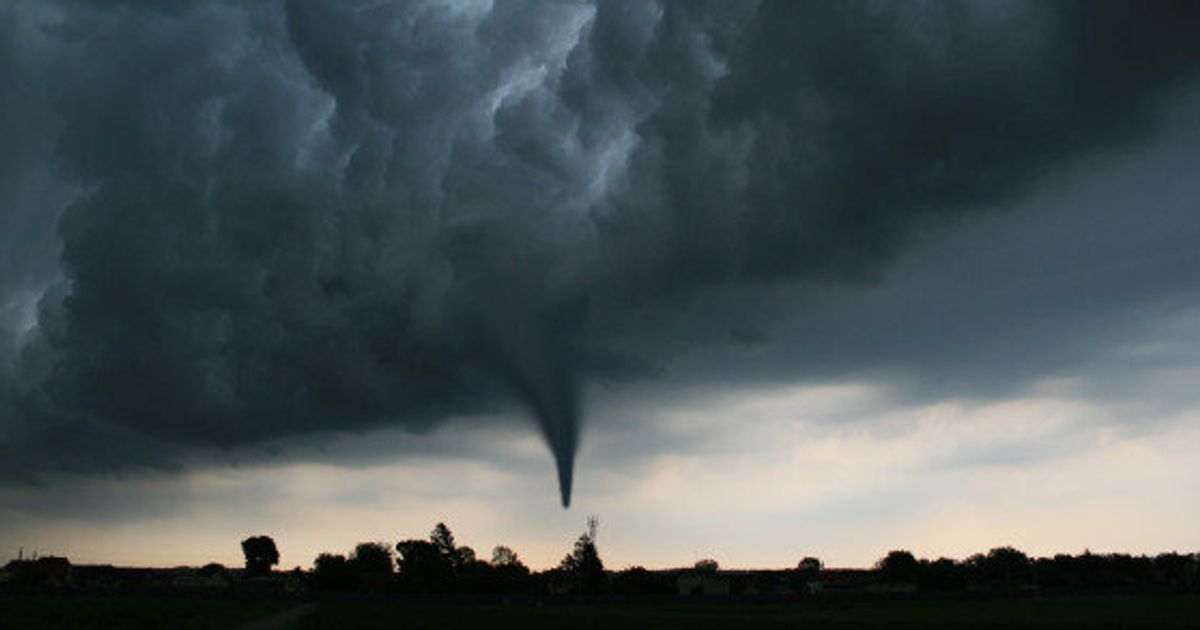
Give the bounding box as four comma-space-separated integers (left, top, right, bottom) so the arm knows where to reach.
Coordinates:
288, 595, 1200, 629
0, 593, 289, 630
1, 593, 1196, 629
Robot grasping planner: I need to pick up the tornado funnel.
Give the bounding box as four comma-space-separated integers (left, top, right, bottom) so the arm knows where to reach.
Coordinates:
545, 408, 578, 508
480, 301, 581, 508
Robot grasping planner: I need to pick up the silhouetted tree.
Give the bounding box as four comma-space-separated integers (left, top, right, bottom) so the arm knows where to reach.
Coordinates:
198, 562, 227, 578
456, 556, 497, 592
917, 557, 966, 592
313, 553, 356, 591
431, 523, 459, 563
876, 550, 918, 583
1156, 552, 1196, 589
559, 533, 605, 593
488, 545, 530, 592
396, 523, 491, 592
349, 542, 394, 574
241, 535, 279, 576
694, 559, 719, 573
428, 522, 476, 568
792, 556, 823, 593
797, 557, 822, 575
396, 539, 446, 591
1032, 555, 1069, 589
492, 546, 520, 567
972, 546, 1032, 592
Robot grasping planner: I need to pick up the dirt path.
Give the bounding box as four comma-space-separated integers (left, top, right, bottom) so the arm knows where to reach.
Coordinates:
238, 602, 316, 630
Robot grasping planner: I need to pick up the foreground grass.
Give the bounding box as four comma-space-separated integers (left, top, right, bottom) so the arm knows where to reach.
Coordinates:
288, 594, 1200, 629
0, 593, 290, 630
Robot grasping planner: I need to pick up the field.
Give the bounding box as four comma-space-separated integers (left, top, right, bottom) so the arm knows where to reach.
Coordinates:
289, 595, 1200, 629
0, 593, 289, 630
1, 593, 1198, 629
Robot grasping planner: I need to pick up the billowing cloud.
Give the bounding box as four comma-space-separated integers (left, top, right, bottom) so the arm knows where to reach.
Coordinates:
2, 0, 1200, 508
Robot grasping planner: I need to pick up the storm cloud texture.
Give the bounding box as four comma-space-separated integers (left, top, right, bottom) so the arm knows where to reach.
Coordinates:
2, 0, 1200, 507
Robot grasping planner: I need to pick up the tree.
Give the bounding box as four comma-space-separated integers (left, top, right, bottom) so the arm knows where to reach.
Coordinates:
876, 550, 918, 583
1156, 552, 1195, 589
693, 559, 719, 573
792, 556, 824, 594
968, 546, 1032, 592
241, 535, 279, 576
349, 542, 394, 574
428, 522, 476, 568
489, 545, 530, 592
492, 545, 521, 567
918, 557, 966, 592
198, 563, 227, 578
431, 523, 458, 563
396, 539, 448, 591
797, 557, 823, 575
312, 553, 355, 591
559, 533, 605, 593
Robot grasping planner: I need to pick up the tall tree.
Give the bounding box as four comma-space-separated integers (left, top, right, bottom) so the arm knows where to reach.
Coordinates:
240, 535, 279, 576
559, 533, 604, 593
431, 523, 458, 564
429, 522, 475, 567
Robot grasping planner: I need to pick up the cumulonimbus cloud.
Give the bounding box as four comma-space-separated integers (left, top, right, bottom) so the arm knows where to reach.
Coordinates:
1, 0, 1198, 506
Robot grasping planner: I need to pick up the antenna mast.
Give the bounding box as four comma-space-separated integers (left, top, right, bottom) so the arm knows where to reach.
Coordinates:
587, 515, 598, 542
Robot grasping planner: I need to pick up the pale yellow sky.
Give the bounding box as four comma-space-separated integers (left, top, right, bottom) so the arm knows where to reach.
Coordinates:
4, 380, 1197, 570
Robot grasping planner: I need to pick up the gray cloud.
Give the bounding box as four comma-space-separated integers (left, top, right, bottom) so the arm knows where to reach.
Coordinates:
2, 0, 1200, 507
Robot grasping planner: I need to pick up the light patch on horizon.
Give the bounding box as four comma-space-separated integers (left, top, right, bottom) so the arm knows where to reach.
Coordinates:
580, 381, 1200, 568
3, 380, 1196, 570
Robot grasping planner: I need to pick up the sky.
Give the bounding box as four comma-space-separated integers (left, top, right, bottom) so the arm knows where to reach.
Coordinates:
2, 0, 1200, 570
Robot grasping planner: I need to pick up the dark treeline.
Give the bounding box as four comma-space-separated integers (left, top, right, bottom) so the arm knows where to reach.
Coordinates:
872, 548, 1199, 595
5, 525, 1197, 598
286, 524, 1199, 597
304, 523, 597, 595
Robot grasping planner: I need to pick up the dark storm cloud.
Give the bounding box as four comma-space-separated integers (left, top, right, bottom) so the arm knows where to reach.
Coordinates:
621, 109, 1200, 408
2, 0, 1200, 505
0, 3, 73, 369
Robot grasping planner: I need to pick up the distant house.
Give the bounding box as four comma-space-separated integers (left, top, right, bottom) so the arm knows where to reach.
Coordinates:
39, 557, 72, 587
2, 557, 72, 587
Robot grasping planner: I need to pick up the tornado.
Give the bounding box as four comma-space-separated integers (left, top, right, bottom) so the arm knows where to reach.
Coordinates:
479, 297, 580, 508
541, 388, 579, 508
519, 346, 580, 508
554, 448, 575, 508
